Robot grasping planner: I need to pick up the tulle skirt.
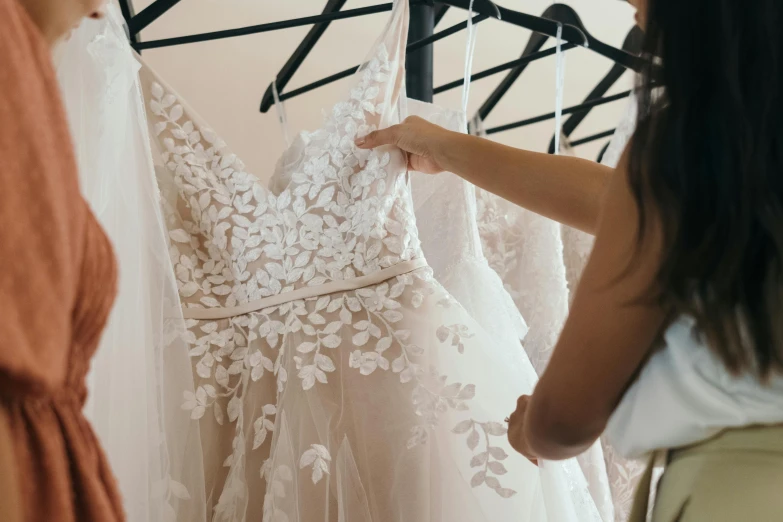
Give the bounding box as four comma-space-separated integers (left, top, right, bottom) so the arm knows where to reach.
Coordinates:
185, 267, 602, 522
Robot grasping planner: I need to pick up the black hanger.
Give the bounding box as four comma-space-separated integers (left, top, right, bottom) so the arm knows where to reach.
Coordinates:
476, 3, 644, 122
434, 4, 450, 26
569, 128, 616, 148
124, 0, 182, 39
484, 88, 632, 135
597, 141, 611, 163
255, 0, 348, 114
262, 11, 493, 107
444, 0, 586, 45
434, 42, 578, 95
258, 0, 508, 113
259, 0, 589, 113
475, 4, 578, 121
546, 25, 643, 153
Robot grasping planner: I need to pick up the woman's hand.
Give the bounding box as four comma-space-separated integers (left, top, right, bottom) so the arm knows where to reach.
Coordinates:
355, 116, 452, 175
507, 395, 538, 465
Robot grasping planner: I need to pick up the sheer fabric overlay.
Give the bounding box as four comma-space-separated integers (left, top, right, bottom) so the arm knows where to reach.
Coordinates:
55, 6, 207, 522
407, 12, 528, 374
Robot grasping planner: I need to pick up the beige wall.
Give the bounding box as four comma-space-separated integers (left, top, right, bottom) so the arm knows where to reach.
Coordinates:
135, 0, 636, 180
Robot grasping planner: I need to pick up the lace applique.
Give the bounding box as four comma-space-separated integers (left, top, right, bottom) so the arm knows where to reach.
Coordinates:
150, 44, 421, 315
476, 187, 568, 373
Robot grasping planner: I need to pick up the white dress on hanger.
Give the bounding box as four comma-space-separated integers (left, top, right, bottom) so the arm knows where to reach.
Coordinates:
471, 121, 614, 520
407, 17, 528, 373
557, 136, 594, 305
139, 1, 607, 520
472, 116, 570, 375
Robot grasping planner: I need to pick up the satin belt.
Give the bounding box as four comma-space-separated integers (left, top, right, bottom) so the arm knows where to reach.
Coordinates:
181, 258, 429, 320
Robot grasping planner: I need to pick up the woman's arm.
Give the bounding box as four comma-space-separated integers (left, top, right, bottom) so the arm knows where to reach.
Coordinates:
439, 132, 613, 234
513, 144, 669, 460
357, 116, 614, 234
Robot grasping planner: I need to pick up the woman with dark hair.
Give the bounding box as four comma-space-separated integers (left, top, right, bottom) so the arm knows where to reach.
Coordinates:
357, 0, 783, 519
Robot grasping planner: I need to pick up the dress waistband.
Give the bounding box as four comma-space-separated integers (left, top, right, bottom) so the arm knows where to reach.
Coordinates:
181, 258, 429, 320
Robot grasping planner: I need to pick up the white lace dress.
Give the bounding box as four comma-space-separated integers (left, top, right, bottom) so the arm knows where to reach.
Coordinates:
139, 1, 608, 520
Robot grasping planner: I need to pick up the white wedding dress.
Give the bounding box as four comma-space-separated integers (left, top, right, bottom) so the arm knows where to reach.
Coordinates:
136, 0, 610, 519
407, 16, 528, 373
469, 124, 614, 522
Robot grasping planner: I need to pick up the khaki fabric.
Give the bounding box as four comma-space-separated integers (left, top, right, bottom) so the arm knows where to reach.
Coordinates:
629, 425, 783, 522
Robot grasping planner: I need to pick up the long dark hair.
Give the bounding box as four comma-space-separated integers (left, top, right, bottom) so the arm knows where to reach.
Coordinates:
629, 0, 783, 377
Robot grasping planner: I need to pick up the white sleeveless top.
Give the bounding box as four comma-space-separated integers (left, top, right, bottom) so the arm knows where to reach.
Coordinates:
606, 316, 783, 458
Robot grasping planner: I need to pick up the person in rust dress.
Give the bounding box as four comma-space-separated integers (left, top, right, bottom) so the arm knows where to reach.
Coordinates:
0, 0, 125, 520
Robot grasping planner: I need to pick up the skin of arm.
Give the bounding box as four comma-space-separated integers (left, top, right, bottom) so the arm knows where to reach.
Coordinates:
515, 144, 669, 460
436, 131, 613, 234
357, 116, 613, 234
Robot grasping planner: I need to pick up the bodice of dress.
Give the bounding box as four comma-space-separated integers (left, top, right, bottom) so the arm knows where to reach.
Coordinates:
147, 47, 421, 317
407, 99, 481, 264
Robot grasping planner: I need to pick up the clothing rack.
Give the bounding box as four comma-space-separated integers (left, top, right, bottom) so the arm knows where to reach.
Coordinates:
116, 0, 505, 105
257, 0, 589, 112
272, 13, 488, 104
116, 0, 641, 156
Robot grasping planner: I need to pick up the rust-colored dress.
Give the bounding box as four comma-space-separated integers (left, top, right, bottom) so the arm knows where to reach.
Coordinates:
0, 0, 125, 520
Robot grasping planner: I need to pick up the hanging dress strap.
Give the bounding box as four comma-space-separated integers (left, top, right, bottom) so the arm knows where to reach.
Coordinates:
553, 22, 567, 154
272, 79, 292, 146
461, 0, 479, 116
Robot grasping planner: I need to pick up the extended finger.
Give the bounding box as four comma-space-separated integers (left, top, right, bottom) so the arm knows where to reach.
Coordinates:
516, 395, 531, 409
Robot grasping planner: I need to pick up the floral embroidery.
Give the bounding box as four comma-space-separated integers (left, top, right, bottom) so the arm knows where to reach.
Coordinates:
453, 420, 517, 498
299, 444, 332, 484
